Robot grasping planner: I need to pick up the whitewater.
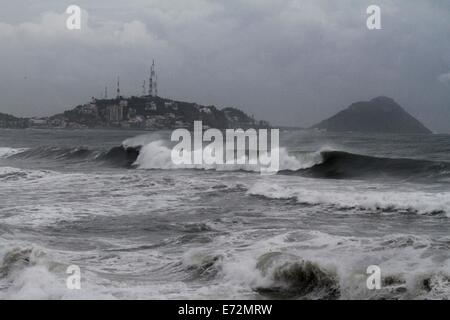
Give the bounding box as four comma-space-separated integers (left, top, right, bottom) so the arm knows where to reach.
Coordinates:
1, 128, 450, 299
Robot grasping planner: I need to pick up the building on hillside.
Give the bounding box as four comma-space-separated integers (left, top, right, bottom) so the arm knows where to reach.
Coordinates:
107, 104, 125, 122
145, 101, 157, 111
80, 103, 98, 115
29, 118, 48, 127
106, 100, 128, 122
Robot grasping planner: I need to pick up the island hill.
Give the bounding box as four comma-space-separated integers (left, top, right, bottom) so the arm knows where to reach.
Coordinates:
0, 95, 270, 130
312, 96, 432, 134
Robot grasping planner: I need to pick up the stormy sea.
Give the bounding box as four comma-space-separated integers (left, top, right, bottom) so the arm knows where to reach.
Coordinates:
1, 128, 450, 300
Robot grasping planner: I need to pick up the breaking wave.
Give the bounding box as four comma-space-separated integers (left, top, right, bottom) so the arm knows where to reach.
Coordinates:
0, 246, 112, 299
133, 140, 314, 172
0, 246, 64, 299
254, 252, 340, 299
129, 136, 450, 180
133, 141, 450, 182
3, 138, 450, 182
202, 231, 450, 299
0, 147, 27, 159
248, 181, 450, 216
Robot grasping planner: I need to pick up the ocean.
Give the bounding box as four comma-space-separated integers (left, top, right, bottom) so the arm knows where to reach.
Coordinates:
1, 128, 450, 299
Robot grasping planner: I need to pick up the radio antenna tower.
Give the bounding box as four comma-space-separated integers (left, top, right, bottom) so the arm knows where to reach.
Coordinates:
116, 76, 120, 99
149, 64, 153, 96
142, 80, 146, 96
148, 60, 158, 97
104, 86, 108, 99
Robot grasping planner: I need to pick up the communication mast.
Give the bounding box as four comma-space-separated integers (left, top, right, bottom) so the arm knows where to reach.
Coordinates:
116, 76, 120, 99
148, 60, 158, 97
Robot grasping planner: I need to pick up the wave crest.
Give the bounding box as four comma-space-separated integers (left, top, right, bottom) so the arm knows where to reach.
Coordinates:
0, 147, 28, 159
248, 181, 450, 216
293, 150, 450, 181
133, 140, 314, 172
4, 137, 450, 182
255, 252, 340, 299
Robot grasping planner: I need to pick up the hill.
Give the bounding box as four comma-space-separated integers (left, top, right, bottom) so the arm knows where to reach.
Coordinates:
54, 95, 269, 130
0, 95, 269, 130
312, 96, 432, 134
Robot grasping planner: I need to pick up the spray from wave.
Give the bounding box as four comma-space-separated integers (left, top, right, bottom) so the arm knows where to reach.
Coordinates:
198, 231, 450, 300
133, 139, 450, 182
254, 252, 340, 299
0, 245, 114, 299
0, 148, 28, 159
132, 140, 317, 172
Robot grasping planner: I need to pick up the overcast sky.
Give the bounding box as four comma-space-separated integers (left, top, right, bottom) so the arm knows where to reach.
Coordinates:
1, 0, 450, 132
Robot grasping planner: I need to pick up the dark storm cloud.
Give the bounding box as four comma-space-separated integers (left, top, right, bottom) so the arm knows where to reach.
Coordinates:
0, 0, 450, 132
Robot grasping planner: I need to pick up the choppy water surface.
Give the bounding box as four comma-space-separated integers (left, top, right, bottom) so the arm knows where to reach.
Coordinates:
1, 128, 450, 299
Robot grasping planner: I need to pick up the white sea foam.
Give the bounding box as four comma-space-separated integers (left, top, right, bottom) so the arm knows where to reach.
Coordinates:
133, 140, 321, 172
0, 147, 27, 159
248, 180, 450, 216
0, 166, 52, 181
0, 245, 114, 299
0, 170, 193, 227
2, 131, 450, 300
192, 230, 450, 299
122, 133, 165, 149
3, 230, 448, 300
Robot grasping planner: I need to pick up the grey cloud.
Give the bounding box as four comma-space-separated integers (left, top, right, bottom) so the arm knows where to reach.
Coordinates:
0, 0, 450, 132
